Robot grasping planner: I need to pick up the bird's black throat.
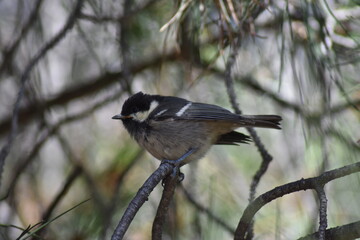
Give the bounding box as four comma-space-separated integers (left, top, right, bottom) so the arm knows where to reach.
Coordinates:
122, 118, 149, 140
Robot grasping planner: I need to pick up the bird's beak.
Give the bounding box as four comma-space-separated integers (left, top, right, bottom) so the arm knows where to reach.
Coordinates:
112, 114, 132, 120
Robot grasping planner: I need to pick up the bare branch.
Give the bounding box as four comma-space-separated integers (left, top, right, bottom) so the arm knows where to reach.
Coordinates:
111, 162, 174, 240
152, 173, 179, 240
298, 220, 360, 240
316, 187, 328, 240
234, 161, 360, 240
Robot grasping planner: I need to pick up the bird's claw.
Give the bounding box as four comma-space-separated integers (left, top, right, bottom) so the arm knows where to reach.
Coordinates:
161, 159, 183, 186
161, 148, 196, 185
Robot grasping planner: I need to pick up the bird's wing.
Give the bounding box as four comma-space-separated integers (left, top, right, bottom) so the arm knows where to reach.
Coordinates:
149, 98, 281, 129
150, 100, 241, 122
179, 102, 240, 121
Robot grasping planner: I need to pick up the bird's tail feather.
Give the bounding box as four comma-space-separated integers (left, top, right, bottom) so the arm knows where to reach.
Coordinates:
241, 115, 282, 129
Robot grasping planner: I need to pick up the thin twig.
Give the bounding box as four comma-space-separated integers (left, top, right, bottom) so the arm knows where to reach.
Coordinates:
224, 39, 242, 114
159, 0, 193, 32
19, 199, 90, 240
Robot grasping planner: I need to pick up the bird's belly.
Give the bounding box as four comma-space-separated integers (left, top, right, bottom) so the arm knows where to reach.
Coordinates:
137, 120, 214, 164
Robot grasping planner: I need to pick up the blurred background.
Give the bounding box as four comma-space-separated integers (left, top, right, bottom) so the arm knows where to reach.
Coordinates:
0, 0, 359, 239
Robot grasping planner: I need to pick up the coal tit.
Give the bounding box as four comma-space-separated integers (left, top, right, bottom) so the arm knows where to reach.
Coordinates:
112, 92, 281, 165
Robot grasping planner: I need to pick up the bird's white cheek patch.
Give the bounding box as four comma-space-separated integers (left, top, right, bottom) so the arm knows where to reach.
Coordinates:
133, 112, 148, 122
133, 100, 159, 122
176, 102, 192, 116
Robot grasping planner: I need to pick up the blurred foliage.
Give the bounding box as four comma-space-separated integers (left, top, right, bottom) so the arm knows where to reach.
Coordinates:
0, 0, 359, 239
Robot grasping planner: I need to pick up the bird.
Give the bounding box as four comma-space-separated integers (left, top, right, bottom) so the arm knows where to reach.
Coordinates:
112, 92, 281, 167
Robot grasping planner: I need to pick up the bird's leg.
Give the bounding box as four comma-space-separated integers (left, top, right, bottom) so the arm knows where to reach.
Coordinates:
161, 148, 196, 183
172, 148, 196, 166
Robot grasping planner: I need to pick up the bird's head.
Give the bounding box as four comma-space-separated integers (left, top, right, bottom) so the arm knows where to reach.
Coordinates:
112, 92, 161, 123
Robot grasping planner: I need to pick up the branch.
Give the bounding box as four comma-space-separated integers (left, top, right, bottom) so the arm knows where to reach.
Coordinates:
298, 220, 360, 240
111, 162, 174, 240
234, 161, 360, 240
316, 187, 328, 240
0, 0, 85, 188
152, 173, 179, 240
